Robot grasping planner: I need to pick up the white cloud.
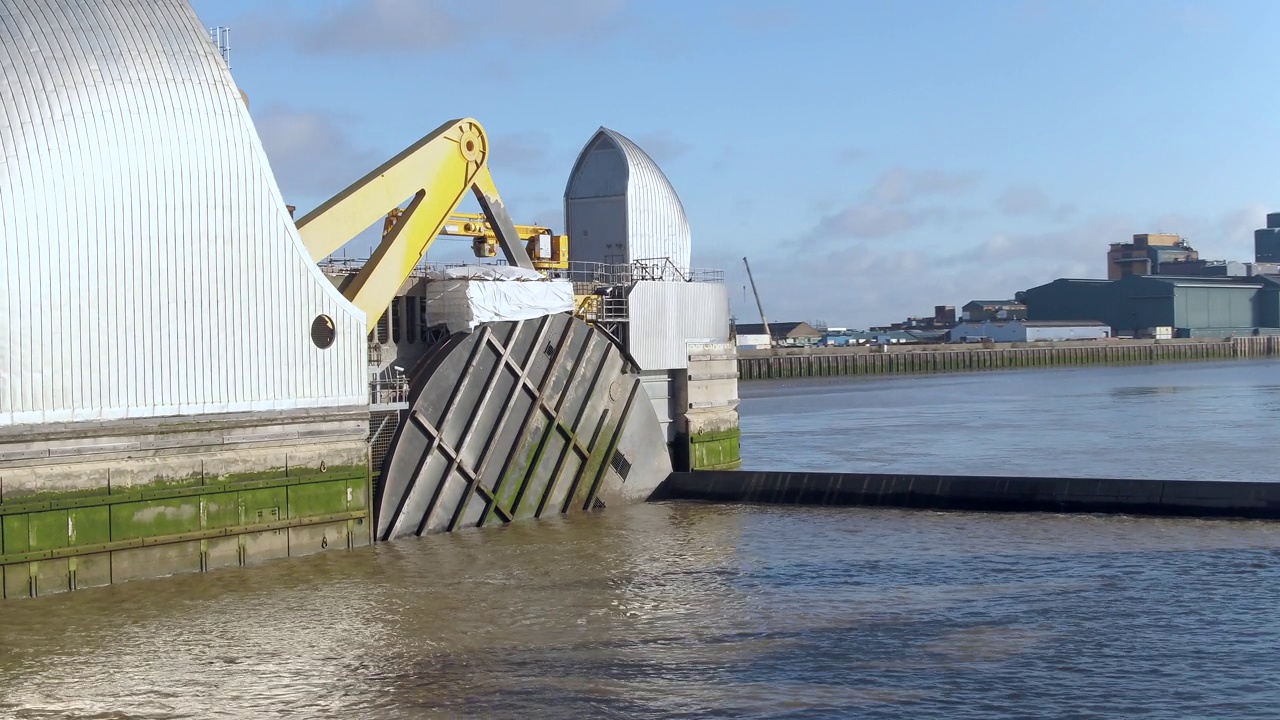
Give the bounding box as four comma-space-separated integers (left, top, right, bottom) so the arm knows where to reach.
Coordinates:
996, 184, 1077, 220
1147, 205, 1268, 260
254, 105, 381, 203
811, 204, 950, 241
489, 131, 554, 176
235, 0, 628, 56
837, 147, 869, 163
633, 130, 692, 165
867, 168, 979, 205
723, 6, 798, 32
804, 167, 979, 243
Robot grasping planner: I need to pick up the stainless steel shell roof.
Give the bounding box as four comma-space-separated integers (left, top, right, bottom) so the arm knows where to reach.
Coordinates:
0, 0, 366, 425
564, 127, 692, 275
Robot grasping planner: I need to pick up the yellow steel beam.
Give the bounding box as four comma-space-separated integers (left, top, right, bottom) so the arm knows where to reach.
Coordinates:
296, 118, 481, 263
293, 118, 533, 328
469, 165, 534, 270
441, 211, 569, 270
447, 212, 554, 238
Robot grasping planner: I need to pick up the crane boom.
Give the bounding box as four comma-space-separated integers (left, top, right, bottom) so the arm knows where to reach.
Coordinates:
742, 256, 772, 345
295, 118, 533, 327
440, 212, 569, 270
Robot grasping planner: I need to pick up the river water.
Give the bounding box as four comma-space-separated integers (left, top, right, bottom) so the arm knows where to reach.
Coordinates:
3, 360, 1280, 718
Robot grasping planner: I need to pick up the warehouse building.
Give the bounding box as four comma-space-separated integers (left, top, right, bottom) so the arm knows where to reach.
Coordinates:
733, 322, 823, 347
1021, 275, 1280, 338
949, 320, 1110, 344
1106, 233, 1199, 279
961, 300, 1026, 321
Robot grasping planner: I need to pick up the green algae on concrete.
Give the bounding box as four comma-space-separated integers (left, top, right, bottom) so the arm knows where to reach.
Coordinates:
0, 463, 371, 598
688, 428, 742, 471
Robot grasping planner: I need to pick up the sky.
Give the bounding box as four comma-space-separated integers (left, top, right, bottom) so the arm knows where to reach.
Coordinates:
191, 0, 1280, 329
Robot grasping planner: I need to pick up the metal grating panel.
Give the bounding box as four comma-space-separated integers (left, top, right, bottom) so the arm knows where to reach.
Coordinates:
367, 409, 404, 477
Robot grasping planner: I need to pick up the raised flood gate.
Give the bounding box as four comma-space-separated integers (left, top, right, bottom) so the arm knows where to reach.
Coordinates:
738, 336, 1280, 381
376, 314, 671, 539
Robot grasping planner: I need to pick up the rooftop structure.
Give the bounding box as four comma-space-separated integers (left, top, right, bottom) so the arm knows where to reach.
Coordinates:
1106, 233, 1199, 280
1022, 275, 1280, 337
1256, 212, 1280, 263
961, 300, 1027, 321
733, 321, 823, 346
949, 319, 1110, 344
564, 128, 692, 278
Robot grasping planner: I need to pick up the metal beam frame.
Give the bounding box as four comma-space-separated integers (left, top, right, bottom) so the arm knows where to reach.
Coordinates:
295, 118, 533, 328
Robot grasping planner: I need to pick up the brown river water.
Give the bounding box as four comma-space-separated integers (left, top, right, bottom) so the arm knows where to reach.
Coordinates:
3, 360, 1280, 718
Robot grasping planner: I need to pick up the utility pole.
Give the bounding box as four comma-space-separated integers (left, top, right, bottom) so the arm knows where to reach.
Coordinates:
742, 256, 772, 347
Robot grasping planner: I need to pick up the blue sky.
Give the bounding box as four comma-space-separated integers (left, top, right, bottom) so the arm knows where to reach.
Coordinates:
191, 0, 1280, 328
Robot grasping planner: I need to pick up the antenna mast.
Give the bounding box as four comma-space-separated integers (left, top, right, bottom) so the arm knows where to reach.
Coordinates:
742, 256, 772, 346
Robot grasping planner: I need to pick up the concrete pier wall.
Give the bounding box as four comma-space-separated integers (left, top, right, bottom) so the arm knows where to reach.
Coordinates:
654, 470, 1280, 521
737, 336, 1280, 381
675, 342, 742, 471
0, 408, 372, 599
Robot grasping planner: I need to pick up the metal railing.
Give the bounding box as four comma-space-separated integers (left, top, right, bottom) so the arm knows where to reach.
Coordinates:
548, 260, 724, 286
369, 372, 410, 406
574, 294, 629, 323
319, 257, 725, 286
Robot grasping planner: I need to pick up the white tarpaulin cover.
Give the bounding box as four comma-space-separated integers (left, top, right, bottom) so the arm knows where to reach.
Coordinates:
423, 265, 575, 333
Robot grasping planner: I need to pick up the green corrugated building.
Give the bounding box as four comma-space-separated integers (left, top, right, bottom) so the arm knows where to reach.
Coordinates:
1020, 275, 1280, 337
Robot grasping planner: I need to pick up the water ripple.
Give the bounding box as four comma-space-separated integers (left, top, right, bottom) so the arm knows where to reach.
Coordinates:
0, 502, 1277, 718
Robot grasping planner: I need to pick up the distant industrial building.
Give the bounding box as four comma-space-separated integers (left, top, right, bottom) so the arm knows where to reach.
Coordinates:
733, 321, 823, 347
824, 328, 947, 346
1021, 275, 1280, 338
1157, 259, 1246, 277
1106, 233, 1199, 279
872, 305, 958, 333
949, 320, 1110, 344
734, 332, 772, 349
1256, 212, 1280, 263
1156, 259, 1280, 277
962, 300, 1027, 321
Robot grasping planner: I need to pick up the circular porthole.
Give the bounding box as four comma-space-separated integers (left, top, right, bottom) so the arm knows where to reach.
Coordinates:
311, 314, 336, 349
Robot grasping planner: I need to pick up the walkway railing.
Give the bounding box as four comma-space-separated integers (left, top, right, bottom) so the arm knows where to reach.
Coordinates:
319, 257, 725, 286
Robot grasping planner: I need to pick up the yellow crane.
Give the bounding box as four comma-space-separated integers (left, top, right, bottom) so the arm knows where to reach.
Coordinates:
441, 212, 568, 271
295, 118, 537, 327
378, 209, 568, 271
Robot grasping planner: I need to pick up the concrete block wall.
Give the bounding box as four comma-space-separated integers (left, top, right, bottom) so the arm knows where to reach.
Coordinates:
674, 342, 741, 471
0, 408, 372, 599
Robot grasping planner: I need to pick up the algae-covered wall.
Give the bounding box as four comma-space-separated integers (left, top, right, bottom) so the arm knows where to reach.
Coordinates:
676, 342, 741, 471
0, 408, 371, 599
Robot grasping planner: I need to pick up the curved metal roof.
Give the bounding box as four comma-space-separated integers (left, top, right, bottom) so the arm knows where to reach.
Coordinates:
0, 0, 366, 425
564, 127, 692, 275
